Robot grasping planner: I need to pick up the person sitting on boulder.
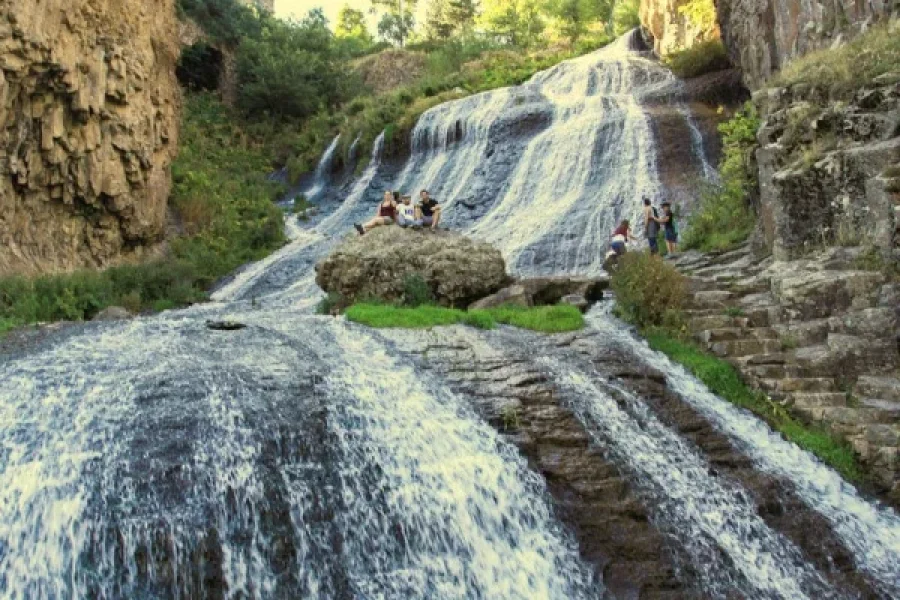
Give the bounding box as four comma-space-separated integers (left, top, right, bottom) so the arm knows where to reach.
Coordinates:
610, 219, 631, 255
397, 195, 421, 228
355, 191, 397, 235
417, 190, 442, 231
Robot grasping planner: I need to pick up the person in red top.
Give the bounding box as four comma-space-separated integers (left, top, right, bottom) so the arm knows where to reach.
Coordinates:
610, 219, 631, 255
356, 191, 398, 235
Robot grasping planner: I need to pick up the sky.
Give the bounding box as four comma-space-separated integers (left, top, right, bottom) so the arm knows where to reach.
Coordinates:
275, 0, 428, 30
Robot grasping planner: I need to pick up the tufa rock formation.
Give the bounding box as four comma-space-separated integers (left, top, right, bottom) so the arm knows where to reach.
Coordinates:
0, 0, 181, 276
716, 0, 898, 89
315, 227, 509, 308
639, 0, 721, 57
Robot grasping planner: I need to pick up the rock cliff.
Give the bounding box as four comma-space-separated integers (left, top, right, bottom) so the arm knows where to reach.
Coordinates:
716, 0, 898, 89
639, 0, 721, 56
0, 0, 181, 275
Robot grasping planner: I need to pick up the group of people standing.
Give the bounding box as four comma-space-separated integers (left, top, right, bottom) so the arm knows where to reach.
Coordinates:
609, 197, 678, 258
355, 190, 442, 235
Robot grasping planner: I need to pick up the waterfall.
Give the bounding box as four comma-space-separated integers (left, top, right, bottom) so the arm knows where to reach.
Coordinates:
586, 308, 900, 597
318, 131, 386, 237
303, 134, 342, 202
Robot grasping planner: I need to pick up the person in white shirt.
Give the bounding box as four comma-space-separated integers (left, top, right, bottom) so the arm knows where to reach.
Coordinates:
397, 195, 421, 228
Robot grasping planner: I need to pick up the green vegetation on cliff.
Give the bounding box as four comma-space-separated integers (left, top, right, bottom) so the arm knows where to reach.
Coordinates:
345, 303, 585, 333
681, 103, 760, 252
0, 93, 285, 333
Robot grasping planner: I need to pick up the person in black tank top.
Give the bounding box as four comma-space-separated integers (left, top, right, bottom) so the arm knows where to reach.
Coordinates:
355, 190, 398, 235
658, 202, 678, 254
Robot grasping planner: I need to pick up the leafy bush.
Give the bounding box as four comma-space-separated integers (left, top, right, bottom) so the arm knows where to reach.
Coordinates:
682, 103, 760, 252
664, 40, 730, 79
612, 0, 640, 37
611, 253, 686, 329
402, 274, 434, 307
177, 0, 263, 45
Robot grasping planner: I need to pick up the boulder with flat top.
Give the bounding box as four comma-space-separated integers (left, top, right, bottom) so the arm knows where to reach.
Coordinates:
315, 227, 509, 307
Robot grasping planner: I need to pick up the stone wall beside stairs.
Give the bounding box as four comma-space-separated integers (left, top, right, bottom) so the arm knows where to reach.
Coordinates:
671, 244, 900, 501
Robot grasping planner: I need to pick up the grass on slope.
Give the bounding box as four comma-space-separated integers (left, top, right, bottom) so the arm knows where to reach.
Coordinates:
345, 303, 585, 333
768, 19, 900, 96
644, 330, 863, 482
0, 93, 285, 334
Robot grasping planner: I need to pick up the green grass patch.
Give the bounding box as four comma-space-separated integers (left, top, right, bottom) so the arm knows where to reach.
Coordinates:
664, 39, 730, 79
643, 330, 864, 482
344, 303, 584, 333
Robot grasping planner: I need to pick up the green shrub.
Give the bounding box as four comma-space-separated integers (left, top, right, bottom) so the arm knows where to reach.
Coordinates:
401, 274, 434, 307
682, 103, 760, 252
645, 331, 863, 482
611, 253, 686, 329
317, 292, 345, 315
664, 40, 730, 79
611, 0, 640, 37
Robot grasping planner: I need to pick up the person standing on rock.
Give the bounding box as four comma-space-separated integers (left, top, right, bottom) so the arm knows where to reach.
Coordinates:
657, 202, 678, 254
642, 197, 660, 255
610, 219, 631, 256
417, 190, 442, 231
355, 191, 397, 235
397, 195, 421, 228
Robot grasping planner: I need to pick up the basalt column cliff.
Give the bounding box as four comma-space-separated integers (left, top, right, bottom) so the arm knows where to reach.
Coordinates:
0, 0, 181, 275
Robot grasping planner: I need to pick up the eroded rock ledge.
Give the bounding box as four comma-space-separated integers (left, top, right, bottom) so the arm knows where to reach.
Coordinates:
0, 0, 181, 275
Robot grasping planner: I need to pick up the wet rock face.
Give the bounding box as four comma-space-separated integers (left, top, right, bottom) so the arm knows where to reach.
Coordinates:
716, 0, 898, 89
0, 0, 181, 275
315, 227, 509, 307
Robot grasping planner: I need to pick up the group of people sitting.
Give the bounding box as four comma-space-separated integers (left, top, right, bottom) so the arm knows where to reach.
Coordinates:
609, 197, 678, 258
355, 190, 442, 235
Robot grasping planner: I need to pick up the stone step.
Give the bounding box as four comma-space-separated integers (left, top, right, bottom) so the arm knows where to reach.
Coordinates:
760, 378, 837, 394
695, 327, 779, 344
855, 375, 900, 403
688, 290, 735, 309
686, 277, 720, 293
744, 363, 816, 380
789, 392, 849, 409
859, 398, 900, 422
689, 315, 747, 331
708, 338, 783, 358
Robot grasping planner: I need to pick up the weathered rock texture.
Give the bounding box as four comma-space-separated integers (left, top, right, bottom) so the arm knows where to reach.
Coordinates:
640, 0, 721, 56
672, 243, 900, 502
315, 227, 509, 307
0, 0, 181, 275
469, 277, 609, 311
753, 79, 900, 261
716, 0, 898, 89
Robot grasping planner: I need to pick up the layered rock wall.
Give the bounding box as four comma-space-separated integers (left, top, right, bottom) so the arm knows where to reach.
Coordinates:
716, 0, 899, 89
0, 0, 181, 275
640, 0, 721, 56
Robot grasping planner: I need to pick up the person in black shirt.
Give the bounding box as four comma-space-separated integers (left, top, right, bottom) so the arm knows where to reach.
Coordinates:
416, 190, 442, 231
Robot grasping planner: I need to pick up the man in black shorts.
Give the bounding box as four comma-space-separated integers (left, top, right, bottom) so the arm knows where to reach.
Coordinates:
416, 190, 442, 231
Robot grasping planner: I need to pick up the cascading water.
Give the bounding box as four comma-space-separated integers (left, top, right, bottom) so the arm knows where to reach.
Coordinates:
303, 135, 342, 202
3, 28, 898, 600
586, 308, 900, 597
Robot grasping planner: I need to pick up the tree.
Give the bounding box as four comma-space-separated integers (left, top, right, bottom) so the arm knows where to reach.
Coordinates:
236, 10, 343, 118
479, 0, 544, 46
336, 5, 373, 42
611, 0, 640, 37
370, 0, 418, 46
425, 0, 478, 40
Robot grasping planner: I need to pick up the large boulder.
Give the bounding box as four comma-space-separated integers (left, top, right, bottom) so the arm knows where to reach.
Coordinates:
315, 227, 509, 307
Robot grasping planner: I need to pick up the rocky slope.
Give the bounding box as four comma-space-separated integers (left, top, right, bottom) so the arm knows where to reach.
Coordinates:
0, 0, 181, 276
716, 0, 898, 89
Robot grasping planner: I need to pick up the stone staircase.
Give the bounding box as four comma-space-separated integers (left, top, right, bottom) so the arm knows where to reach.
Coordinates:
670, 244, 900, 499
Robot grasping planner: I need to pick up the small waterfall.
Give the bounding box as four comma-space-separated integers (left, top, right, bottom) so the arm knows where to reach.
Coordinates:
586, 308, 900, 596
318, 131, 386, 237
303, 134, 342, 202
538, 357, 834, 598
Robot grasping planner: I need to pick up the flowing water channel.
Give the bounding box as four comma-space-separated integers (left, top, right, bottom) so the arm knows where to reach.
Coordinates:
1, 31, 898, 599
